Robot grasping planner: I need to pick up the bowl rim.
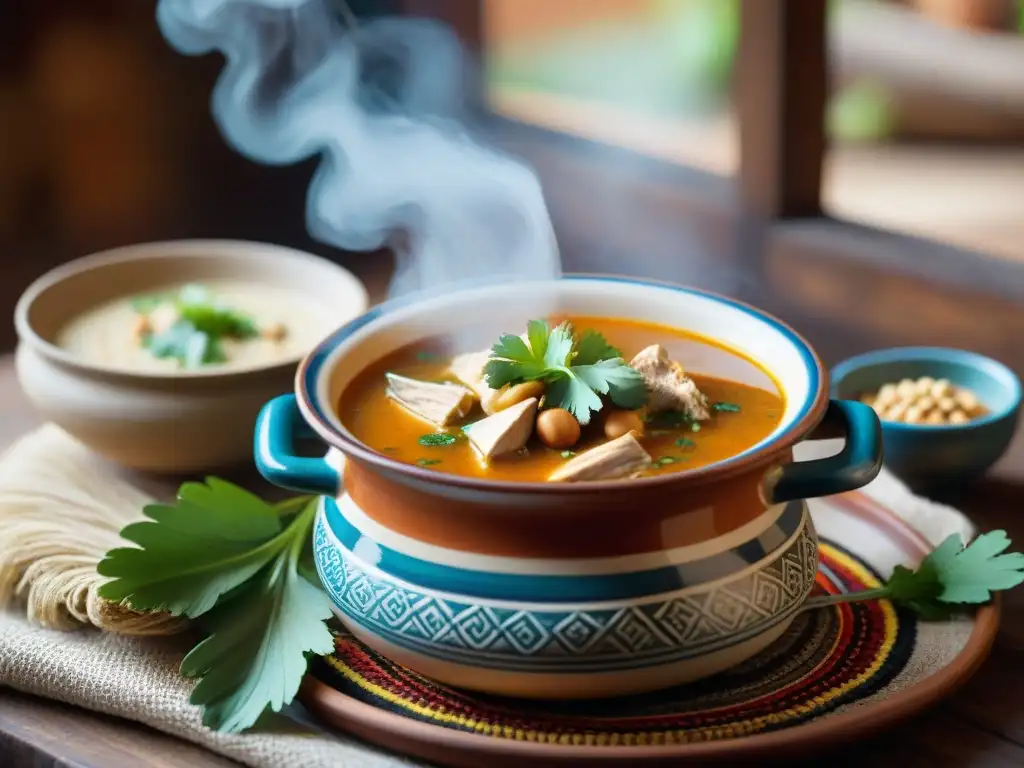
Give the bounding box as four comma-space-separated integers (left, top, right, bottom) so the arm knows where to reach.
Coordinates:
295, 274, 832, 494
830, 346, 1023, 432
14, 239, 370, 381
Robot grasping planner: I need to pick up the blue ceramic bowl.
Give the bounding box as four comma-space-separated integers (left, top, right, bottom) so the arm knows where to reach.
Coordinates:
831, 347, 1021, 489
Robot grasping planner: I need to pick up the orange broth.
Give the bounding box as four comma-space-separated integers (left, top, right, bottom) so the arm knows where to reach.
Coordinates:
339, 317, 785, 481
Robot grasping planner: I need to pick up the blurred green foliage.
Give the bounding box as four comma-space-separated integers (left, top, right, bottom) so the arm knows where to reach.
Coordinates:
488, 0, 895, 140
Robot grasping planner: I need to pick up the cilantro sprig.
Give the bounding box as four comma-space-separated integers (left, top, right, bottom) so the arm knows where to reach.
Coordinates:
135, 284, 260, 370
97, 480, 333, 733
484, 320, 647, 424
811, 530, 1024, 618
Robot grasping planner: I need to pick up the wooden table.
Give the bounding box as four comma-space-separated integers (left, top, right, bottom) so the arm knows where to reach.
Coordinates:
1, 349, 1024, 768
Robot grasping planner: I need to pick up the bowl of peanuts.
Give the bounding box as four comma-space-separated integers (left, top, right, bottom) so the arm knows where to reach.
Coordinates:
831, 347, 1021, 489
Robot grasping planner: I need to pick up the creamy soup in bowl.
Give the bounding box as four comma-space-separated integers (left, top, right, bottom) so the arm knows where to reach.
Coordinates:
56, 280, 335, 373
15, 240, 368, 472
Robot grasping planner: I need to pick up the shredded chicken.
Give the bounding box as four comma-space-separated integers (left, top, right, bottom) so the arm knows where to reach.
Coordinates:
548, 432, 652, 482
466, 397, 538, 461
385, 373, 476, 427
629, 344, 710, 420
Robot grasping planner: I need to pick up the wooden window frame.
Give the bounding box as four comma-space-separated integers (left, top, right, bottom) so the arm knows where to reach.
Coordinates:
394, 0, 1024, 314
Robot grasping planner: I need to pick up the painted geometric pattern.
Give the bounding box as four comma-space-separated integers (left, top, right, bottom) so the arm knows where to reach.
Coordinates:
313, 516, 819, 672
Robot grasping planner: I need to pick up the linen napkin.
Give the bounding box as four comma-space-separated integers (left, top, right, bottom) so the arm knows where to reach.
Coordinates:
0, 427, 978, 768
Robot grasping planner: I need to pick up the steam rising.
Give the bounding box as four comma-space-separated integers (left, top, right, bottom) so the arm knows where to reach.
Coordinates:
156, 0, 560, 298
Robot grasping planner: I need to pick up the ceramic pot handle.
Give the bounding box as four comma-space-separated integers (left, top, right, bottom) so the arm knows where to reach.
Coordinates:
767, 399, 883, 503
254, 394, 341, 495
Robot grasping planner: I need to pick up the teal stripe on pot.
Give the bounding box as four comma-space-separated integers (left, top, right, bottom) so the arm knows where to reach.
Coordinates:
321, 497, 805, 603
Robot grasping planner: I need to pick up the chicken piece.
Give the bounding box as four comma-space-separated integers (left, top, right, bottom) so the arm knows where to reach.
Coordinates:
549, 431, 652, 482
466, 397, 538, 461
449, 349, 507, 414
629, 344, 710, 420
385, 373, 477, 427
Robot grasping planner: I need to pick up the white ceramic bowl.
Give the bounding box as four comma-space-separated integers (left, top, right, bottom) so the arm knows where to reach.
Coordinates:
15, 240, 368, 472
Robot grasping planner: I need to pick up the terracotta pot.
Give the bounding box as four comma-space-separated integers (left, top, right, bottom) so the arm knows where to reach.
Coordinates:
255, 277, 883, 697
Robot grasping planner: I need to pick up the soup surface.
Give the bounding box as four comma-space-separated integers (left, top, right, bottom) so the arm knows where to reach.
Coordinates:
57, 280, 334, 372
341, 316, 784, 482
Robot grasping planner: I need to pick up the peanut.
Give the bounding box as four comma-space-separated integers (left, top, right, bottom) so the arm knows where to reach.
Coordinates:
491, 380, 546, 413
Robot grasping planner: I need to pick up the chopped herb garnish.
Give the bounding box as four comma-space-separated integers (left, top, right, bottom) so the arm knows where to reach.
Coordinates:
178, 302, 258, 340
461, 423, 475, 434
145, 320, 226, 369
574, 329, 622, 365
713, 402, 742, 413
415, 351, 442, 362
416, 458, 442, 467
648, 429, 672, 437
484, 320, 647, 425
560, 450, 576, 459
691, 422, 702, 432
647, 410, 692, 429
418, 433, 458, 447
675, 437, 696, 449
133, 284, 261, 369
655, 455, 684, 466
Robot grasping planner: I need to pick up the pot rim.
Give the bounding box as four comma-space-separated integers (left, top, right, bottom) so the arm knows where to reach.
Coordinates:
295, 274, 830, 494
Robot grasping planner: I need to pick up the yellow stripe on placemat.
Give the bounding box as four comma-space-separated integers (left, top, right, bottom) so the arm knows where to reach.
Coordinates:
323, 543, 900, 745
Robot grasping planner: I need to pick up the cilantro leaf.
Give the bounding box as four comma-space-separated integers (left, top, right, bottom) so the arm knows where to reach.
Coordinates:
484, 334, 548, 386
485, 359, 539, 388
178, 303, 259, 340
136, 284, 259, 369
490, 333, 533, 363
885, 561, 942, 603
575, 330, 621, 366
483, 320, 648, 424
928, 530, 1024, 603
573, 359, 648, 410
812, 530, 1024, 620
526, 319, 550, 360
544, 323, 576, 368
145, 320, 226, 369
180, 499, 334, 733
98, 479, 289, 617
546, 374, 604, 424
